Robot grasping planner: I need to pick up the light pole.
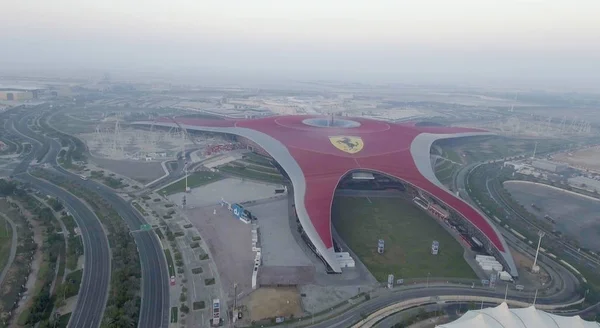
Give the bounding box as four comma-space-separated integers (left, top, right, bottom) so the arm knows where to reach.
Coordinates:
532, 231, 545, 273
426, 272, 430, 288
504, 283, 509, 302
533, 289, 539, 307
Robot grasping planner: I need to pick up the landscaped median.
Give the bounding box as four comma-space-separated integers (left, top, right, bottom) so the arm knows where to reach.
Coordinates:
0, 198, 35, 327
30, 170, 142, 326
11, 193, 67, 327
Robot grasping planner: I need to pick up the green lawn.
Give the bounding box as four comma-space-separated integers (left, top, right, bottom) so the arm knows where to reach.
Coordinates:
159, 171, 223, 195
435, 162, 458, 186
445, 149, 463, 164
61, 214, 77, 235
56, 313, 71, 328
62, 269, 83, 298
243, 153, 274, 166
132, 202, 148, 216
218, 165, 285, 184
237, 161, 281, 174
170, 307, 178, 323
0, 217, 13, 272
332, 197, 476, 281
165, 249, 176, 277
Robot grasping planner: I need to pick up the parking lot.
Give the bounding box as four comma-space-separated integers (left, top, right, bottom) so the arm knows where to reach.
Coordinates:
185, 204, 254, 300
246, 198, 312, 267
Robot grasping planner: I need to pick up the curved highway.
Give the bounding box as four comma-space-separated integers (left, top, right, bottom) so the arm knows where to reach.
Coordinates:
310, 284, 580, 328
19, 174, 111, 328
65, 173, 170, 328
8, 110, 111, 328
34, 108, 169, 327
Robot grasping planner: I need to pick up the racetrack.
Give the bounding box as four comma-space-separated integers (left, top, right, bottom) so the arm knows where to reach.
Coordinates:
504, 180, 600, 252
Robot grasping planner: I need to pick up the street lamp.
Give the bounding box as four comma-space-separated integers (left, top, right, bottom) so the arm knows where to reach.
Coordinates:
426, 272, 431, 288
532, 231, 545, 273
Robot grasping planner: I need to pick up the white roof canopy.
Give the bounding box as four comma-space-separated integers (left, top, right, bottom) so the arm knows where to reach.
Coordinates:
437, 302, 600, 328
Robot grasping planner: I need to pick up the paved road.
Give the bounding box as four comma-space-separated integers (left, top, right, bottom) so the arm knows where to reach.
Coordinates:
18, 174, 111, 328
23, 107, 169, 328
7, 109, 112, 328
309, 284, 578, 328
144, 150, 190, 191
0, 213, 17, 286
65, 174, 170, 328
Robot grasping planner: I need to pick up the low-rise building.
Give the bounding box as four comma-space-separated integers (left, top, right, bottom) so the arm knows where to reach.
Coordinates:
531, 159, 568, 173
0, 90, 34, 101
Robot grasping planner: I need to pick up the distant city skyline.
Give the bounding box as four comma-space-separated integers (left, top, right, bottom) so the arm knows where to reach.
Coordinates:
2, 0, 599, 88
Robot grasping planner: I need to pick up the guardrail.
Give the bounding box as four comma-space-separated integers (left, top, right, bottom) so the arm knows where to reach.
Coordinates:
352, 295, 585, 328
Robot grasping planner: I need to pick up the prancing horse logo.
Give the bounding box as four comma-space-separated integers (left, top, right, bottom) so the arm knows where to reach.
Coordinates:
329, 136, 364, 154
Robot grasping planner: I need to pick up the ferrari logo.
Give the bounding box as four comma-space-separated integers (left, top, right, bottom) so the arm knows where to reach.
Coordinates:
329, 136, 364, 154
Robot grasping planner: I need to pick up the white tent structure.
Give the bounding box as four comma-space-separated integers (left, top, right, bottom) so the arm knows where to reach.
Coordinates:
437, 302, 600, 328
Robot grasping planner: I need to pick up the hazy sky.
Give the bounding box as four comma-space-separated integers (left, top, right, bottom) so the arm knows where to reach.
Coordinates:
2, 0, 600, 87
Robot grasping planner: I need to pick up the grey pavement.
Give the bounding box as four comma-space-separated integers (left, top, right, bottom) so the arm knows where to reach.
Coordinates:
185, 204, 254, 301
168, 178, 278, 208
246, 199, 312, 267
90, 156, 165, 184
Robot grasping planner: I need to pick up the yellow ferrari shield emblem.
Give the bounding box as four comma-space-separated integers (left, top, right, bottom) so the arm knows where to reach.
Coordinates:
329, 136, 364, 154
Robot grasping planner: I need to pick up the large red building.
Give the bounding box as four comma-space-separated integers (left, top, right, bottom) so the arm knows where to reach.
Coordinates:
139, 115, 517, 276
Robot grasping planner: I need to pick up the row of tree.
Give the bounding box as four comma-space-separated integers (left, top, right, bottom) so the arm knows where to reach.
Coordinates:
31, 170, 142, 327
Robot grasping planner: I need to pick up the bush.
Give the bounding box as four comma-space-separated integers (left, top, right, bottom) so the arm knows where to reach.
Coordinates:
192, 267, 203, 274
183, 224, 193, 229
180, 304, 189, 314
199, 253, 209, 261
190, 242, 200, 249
154, 228, 165, 240
193, 301, 205, 310
192, 236, 201, 241
204, 278, 215, 285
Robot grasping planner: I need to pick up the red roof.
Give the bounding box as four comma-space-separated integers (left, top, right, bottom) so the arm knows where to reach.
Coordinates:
167, 116, 504, 252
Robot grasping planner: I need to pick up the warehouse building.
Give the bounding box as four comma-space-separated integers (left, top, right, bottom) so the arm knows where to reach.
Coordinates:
0, 87, 43, 101
532, 159, 569, 173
